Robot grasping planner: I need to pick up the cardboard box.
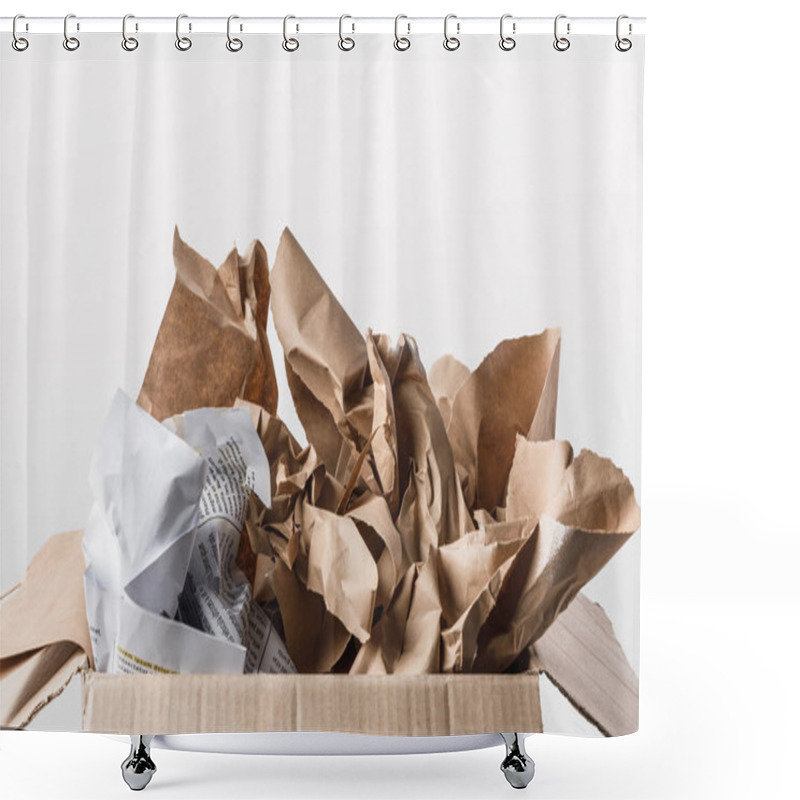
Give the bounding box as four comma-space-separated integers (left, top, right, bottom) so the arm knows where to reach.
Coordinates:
1, 530, 635, 736
1, 229, 640, 738
81, 670, 543, 736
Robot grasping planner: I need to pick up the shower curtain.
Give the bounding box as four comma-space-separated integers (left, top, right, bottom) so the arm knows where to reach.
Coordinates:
0, 19, 644, 739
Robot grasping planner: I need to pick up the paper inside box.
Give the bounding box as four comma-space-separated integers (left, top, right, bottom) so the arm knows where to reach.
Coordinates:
2, 529, 637, 737
1, 229, 641, 737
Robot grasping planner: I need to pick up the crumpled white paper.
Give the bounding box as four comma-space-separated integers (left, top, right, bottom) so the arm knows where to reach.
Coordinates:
82, 390, 294, 675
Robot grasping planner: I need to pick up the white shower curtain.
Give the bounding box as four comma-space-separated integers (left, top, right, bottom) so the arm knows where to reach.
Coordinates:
1, 25, 643, 734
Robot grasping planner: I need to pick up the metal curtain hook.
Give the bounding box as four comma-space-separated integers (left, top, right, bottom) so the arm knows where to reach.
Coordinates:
283, 15, 299, 51
499, 13, 516, 51
394, 14, 410, 51
615, 14, 632, 51
443, 14, 460, 51
338, 14, 355, 51
175, 14, 192, 50
122, 14, 139, 51
12, 14, 29, 51
63, 13, 80, 51
227, 15, 243, 51
553, 14, 570, 52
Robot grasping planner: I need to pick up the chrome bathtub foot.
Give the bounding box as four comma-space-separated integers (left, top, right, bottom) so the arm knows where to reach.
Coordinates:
500, 733, 535, 789
121, 735, 156, 791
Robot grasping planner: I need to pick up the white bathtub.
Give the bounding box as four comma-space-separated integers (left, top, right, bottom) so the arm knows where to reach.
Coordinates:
152, 731, 504, 756
117, 732, 535, 790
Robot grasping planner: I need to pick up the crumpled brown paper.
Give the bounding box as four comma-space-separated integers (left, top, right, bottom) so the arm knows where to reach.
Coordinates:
0, 226, 641, 738
4, 227, 639, 705
249, 227, 640, 676
138, 227, 278, 421
439, 329, 561, 512
472, 442, 641, 673
269, 229, 370, 483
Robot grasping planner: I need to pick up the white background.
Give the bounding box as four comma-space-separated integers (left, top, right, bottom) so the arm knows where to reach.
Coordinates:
0, 0, 642, 738
1, 2, 799, 800
0, 5, 644, 661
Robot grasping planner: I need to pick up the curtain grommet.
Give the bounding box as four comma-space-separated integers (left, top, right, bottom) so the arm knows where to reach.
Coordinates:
121, 14, 139, 52
553, 14, 570, 52
394, 15, 411, 51
226, 15, 243, 52
443, 14, 460, 51
63, 13, 80, 51
338, 14, 355, 51
499, 14, 516, 51
12, 15, 29, 51
282, 15, 299, 52
175, 14, 192, 51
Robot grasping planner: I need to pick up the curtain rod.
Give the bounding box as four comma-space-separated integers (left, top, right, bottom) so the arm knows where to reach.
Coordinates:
1, 16, 646, 36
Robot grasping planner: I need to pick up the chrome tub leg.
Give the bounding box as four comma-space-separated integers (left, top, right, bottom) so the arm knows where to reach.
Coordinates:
500, 733, 535, 789
121, 735, 156, 791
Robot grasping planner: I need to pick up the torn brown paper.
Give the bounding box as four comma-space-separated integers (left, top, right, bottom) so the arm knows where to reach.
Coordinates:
3, 224, 643, 735
270, 228, 372, 480
533, 592, 639, 736
234, 239, 279, 412
438, 521, 531, 673
505, 437, 574, 522
394, 556, 442, 674
0, 531, 92, 728
473, 448, 641, 673
348, 557, 440, 677
138, 228, 278, 421
235, 399, 350, 598
361, 334, 400, 512
269, 228, 472, 564
447, 330, 561, 511
268, 559, 351, 673
376, 333, 474, 560
349, 563, 416, 675
284, 358, 356, 482
346, 493, 405, 614
296, 504, 378, 643
428, 353, 470, 429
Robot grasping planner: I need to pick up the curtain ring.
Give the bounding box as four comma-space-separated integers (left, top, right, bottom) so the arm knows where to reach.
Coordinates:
393, 14, 410, 51
12, 15, 29, 52
63, 13, 80, 51
121, 14, 139, 51
553, 14, 570, 51
338, 14, 355, 51
615, 14, 632, 51
226, 15, 243, 52
283, 15, 299, 52
443, 14, 460, 51
499, 14, 516, 51
175, 14, 192, 50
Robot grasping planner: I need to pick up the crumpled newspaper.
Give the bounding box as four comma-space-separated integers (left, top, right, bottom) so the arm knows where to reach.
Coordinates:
82, 390, 295, 675
130, 227, 639, 675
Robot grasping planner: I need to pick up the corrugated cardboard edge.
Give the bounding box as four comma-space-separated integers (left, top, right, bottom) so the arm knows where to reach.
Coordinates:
1, 647, 88, 730
82, 672, 542, 736
533, 593, 639, 737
